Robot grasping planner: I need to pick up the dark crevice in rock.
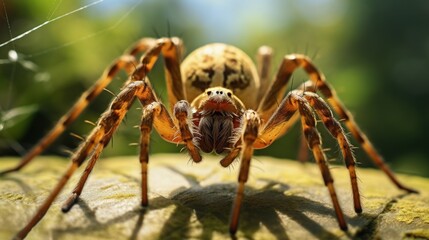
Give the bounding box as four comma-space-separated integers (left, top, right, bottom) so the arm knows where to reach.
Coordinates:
355, 193, 411, 239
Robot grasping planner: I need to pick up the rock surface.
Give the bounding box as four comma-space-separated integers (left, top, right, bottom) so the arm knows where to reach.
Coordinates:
0, 154, 428, 240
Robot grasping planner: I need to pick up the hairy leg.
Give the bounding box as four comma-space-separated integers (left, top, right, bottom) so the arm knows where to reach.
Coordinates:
14, 81, 146, 240
229, 110, 260, 234
257, 53, 417, 193
258, 92, 348, 230
0, 37, 183, 175
256, 45, 273, 102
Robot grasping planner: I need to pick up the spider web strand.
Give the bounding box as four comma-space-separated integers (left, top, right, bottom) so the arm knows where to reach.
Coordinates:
0, 0, 105, 48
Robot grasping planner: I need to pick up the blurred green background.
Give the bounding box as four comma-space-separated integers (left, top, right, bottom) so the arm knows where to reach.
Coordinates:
0, 0, 428, 177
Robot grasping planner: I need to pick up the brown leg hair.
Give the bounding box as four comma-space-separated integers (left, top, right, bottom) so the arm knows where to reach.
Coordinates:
61, 143, 102, 213
0, 38, 157, 175
14, 81, 146, 239
0, 54, 136, 175
0, 37, 188, 176
303, 91, 361, 213
229, 110, 260, 234
230, 91, 353, 233
12, 38, 200, 239
174, 100, 202, 162
296, 94, 347, 230
138, 102, 158, 207
257, 53, 417, 193
298, 56, 417, 193
219, 139, 242, 167
258, 92, 348, 230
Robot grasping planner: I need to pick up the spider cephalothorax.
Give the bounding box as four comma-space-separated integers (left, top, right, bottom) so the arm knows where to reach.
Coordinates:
2, 37, 418, 239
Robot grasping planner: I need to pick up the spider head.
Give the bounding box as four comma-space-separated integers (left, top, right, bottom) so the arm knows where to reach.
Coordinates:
191, 87, 245, 114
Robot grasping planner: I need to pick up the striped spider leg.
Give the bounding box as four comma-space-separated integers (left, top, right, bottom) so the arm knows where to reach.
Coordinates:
10, 37, 202, 240
0, 38, 158, 175
224, 53, 418, 234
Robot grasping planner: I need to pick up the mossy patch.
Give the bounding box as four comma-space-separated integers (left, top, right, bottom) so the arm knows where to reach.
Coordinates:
1, 154, 428, 240
404, 228, 429, 239
392, 197, 429, 224
103, 192, 137, 200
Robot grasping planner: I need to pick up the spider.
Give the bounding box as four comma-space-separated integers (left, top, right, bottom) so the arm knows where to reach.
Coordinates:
1, 37, 418, 239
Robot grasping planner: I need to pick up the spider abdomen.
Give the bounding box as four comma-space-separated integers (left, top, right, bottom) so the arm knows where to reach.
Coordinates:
181, 43, 260, 109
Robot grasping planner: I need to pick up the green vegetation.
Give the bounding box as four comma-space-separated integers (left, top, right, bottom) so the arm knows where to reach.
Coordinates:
1, 0, 428, 177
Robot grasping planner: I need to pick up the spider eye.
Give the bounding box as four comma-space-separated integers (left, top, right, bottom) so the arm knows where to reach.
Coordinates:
207, 91, 212, 96
227, 92, 232, 97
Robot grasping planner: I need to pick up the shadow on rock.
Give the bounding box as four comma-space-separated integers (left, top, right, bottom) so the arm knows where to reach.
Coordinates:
49, 167, 359, 239
159, 167, 342, 240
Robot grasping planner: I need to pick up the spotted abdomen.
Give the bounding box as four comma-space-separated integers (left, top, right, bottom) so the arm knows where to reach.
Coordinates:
181, 43, 260, 109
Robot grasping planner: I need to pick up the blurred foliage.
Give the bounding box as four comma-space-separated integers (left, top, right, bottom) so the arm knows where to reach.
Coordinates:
0, 0, 428, 177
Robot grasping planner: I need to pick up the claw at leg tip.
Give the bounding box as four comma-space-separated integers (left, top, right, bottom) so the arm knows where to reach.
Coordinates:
406, 187, 419, 194
355, 206, 362, 214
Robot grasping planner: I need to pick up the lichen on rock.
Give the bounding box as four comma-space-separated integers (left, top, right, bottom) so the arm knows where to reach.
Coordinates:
0, 154, 428, 240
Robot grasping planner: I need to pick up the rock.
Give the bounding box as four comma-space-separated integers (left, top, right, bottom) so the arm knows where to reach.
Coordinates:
0, 154, 428, 240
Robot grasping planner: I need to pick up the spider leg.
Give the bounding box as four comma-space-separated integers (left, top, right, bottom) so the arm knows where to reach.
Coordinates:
295, 95, 347, 230
299, 59, 418, 193
229, 110, 260, 234
61, 85, 194, 215
61, 143, 101, 213
138, 102, 158, 207
0, 38, 161, 175
220, 139, 242, 167
62, 82, 146, 212
59, 36, 196, 213
13, 37, 193, 238
61, 143, 103, 213
123, 38, 195, 160
257, 54, 301, 122
321, 90, 418, 193
258, 54, 417, 193
137, 95, 203, 208
297, 134, 310, 162
138, 100, 190, 206
14, 81, 146, 240
303, 91, 361, 213
258, 92, 348, 230
131, 37, 186, 110
173, 100, 202, 162
296, 81, 318, 163
256, 45, 273, 102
